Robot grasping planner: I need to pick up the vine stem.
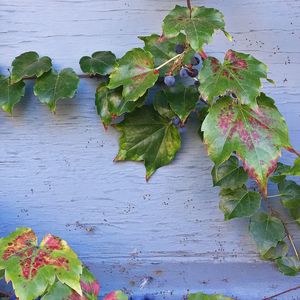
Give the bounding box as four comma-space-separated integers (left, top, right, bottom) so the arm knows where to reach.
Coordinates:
155, 54, 182, 71
187, 0, 192, 18
264, 285, 300, 300
267, 194, 283, 199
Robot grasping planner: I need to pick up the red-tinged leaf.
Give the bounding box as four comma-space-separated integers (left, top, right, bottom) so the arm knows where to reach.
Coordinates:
104, 291, 128, 300
199, 50, 269, 107
0, 228, 82, 300
202, 93, 291, 196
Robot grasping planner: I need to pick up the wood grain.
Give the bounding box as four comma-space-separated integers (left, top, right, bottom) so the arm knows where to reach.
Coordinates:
0, 0, 300, 299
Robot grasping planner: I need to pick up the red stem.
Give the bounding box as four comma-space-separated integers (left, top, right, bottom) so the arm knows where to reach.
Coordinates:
187, 0, 192, 17
264, 285, 300, 299
199, 50, 208, 60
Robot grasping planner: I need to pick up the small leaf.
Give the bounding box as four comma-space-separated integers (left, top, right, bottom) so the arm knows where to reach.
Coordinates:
0, 228, 82, 300
80, 51, 116, 76
115, 106, 181, 180
108, 48, 159, 102
286, 158, 300, 176
34, 68, 79, 112
202, 93, 291, 195
0, 75, 25, 114
197, 106, 209, 140
11, 51, 52, 83
262, 241, 289, 260
249, 212, 285, 255
188, 292, 233, 300
104, 291, 128, 300
270, 162, 291, 184
162, 5, 230, 51
276, 257, 300, 276
42, 267, 100, 300
199, 50, 269, 107
95, 82, 145, 127
212, 156, 248, 189
219, 186, 261, 220
278, 180, 300, 209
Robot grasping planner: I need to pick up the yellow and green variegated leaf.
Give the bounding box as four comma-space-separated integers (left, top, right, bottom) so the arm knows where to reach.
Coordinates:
219, 186, 261, 220
276, 257, 300, 276
104, 291, 128, 300
0, 75, 25, 114
115, 106, 181, 180
0, 228, 82, 300
188, 292, 233, 300
80, 51, 116, 76
249, 212, 285, 256
199, 50, 269, 107
162, 5, 231, 51
11, 52, 52, 83
42, 267, 100, 300
108, 48, 159, 102
34, 68, 79, 112
202, 93, 291, 195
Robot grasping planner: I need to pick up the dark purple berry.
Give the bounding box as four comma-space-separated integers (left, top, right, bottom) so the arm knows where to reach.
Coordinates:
164, 75, 176, 86
179, 68, 189, 78
172, 117, 180, 126
188, 69, 199, 77
175, 44, 185, 54
191, 56, 200, 66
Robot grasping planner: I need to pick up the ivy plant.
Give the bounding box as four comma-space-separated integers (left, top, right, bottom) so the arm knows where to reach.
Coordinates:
0, 0, 300, 279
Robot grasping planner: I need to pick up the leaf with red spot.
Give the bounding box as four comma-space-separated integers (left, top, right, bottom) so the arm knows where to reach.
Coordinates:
103, 291, 128, 300
41, 267, 100, 300
0, 228, 82, 300
199, 50, 269, 107
202, 93, 291, 196
108, 48, 159, 102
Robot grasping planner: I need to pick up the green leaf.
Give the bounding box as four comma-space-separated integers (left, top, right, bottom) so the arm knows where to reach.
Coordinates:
249, 212, 285, 255
276, 257, 300, 276
80, 51, 116, 76
270, 162, 291, 184
199, 50, 269, 107
188, 292, 233, 300
197, 106, 209, 140
34, 68, 79, 112
0, 228, 82, 300
42, 267, 100, 300
11, 51, 52, 83
278, 180, 300, 209
0, 75, 25, 114
287, 158, 300, 176
262, 241, 289, 260
95, 82, 145, 127
115, 106, 181, 180
108, 48, 159, 102
153, 90, 175, 119
212, 156, 248, 189
162, 5, 230, 51
202, 93, 291, 195
289, 207, 300, 225
104, 291, 128, 300
0, 269, 4, 279
219, 186, 261, 220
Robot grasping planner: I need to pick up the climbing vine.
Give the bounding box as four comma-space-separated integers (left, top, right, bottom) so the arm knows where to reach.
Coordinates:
1, 0, 300, 284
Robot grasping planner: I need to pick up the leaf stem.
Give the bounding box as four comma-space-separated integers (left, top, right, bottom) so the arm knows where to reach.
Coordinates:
267, 194, 283, 199
199, 50, 208, 60
264, 285, 300, 300
155, 54, 182, 71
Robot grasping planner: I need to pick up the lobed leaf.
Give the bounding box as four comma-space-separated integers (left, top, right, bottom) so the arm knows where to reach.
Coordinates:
276, 257, 300, 276
278, 180, 300, 209
34, 68, 79, 112
80, 51, 116, 76
162, 5, 231, 51
0, 75, 25, 114
115, 106, 181, 180
0, 228, 82, 300
11, 51, 52, 83
108, 48, 159, 102
188, 292, 233, 300
153, 90, 176, 119
202, 93, 291, 195
199, 50, 269, 107
104, 291, 128, 300
219, 186, 261, 220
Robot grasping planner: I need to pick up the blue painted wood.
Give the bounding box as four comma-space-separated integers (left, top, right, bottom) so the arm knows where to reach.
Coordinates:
0, 0, 300, 299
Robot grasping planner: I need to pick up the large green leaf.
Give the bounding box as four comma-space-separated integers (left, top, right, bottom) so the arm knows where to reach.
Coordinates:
104, 291, 128, 300
42, 267, 100, 300
34, 68, 79, 112
11, 51, 52, 83
0, 75, 25, 114
153, 89, 176, 119
270, 162, 291, 184
188, 292, 233, 300
202, 93, 291, 195
276, 257, 300, 276
95, 82, 145, 127
262, 241, 289, 260
108, 48, 159, 102
219, 186, 261, 220
0, 228, 82, 300
139, 33, 187, 75
80, 51, 116, 76
162, 5, 231, 51
278, 180, 300, 209
199, 50, 269, 107
249, 212, 285, 255
212, 156, 248, 189
115, 106, 181, 180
